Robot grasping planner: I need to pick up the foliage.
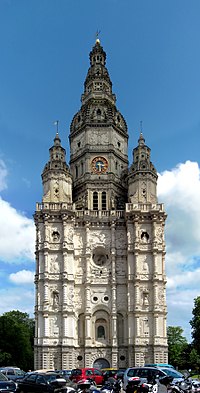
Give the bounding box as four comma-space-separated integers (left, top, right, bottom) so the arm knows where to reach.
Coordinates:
167, 326, 188, 368
189, 348, 200, 373
190, 296, 200, 356
0, 310, 34, 371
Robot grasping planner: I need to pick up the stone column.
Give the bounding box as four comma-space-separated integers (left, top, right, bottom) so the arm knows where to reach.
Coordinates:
85, 221, 91, 345
63, 315, 68, 337
111, 221, 117, 347
44, 314, 49, 337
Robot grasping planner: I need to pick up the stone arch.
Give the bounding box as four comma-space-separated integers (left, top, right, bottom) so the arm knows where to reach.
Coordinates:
92, 309, 110, 345
93, 358, 110, 369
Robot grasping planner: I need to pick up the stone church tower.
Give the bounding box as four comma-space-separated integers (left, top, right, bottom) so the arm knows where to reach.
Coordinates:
34, 39, 168, 370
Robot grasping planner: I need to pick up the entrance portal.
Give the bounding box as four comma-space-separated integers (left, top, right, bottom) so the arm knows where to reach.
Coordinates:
93, 358, 110, 369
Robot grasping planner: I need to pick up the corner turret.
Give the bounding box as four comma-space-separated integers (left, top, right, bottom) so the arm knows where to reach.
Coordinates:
42, 131, 72, 203
128, 132, 158, 203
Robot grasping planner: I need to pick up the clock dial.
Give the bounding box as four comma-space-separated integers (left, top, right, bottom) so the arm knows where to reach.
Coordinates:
91, 156, 108, 174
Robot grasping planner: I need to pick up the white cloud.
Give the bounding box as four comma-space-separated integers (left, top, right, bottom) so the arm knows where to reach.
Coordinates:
158, 161, 200, 340
0, 196, 35, 262
0, 159, 8, 191
158, 160, 200, 269
9, 269, 34, 284
0, 160, 35, 262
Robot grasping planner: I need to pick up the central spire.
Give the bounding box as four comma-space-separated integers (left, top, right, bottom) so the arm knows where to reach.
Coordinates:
69, 41, 129, 210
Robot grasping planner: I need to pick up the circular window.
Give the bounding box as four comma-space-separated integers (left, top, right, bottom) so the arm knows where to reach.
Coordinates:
104, 296, 109, 302
93, 254, 107, 266
93, 296, 98, 302
77, 355, 83, 361
120, 355, 125, 361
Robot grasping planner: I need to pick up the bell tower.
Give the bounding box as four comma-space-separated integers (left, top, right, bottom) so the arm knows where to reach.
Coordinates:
70, 38, 128, 211
34, 39, 168, 370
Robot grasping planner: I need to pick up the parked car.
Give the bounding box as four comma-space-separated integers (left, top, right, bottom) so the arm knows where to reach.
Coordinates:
0, 368, 26, 382
0, 373, 8, 382
114, 369, 126, 381
101, 369, 118, 382
158, 368, 184, 383
123, 367, 168, 389
0, 380, 17, 392
70, 368, 104, 385
16, 372, 68, 393
55, 370, 72, 380
144, 363, 175, 369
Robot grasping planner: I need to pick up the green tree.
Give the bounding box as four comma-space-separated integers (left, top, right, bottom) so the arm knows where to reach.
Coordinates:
189, 348, 200, 374
0, 310, 34, 370
167, 326, 188, 369
190, 296, 200, 355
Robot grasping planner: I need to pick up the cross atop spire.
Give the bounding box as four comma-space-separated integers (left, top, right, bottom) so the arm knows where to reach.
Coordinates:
95, 29, 101, 44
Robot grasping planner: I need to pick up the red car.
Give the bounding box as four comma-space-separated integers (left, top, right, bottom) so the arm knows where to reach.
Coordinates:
70, 368, 104, 385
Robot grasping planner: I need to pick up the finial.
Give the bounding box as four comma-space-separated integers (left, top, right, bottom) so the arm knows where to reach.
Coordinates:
95, 29, 101, 44
138, 121, 145, 146
53, 120, 59, 134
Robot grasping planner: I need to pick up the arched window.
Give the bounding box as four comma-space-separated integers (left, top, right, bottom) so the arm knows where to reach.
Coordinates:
97, 325, 105, 339
97, 108, 101, 116
93, 192, 98, 210
102, 192, 107, 210
75, 165, 78, 178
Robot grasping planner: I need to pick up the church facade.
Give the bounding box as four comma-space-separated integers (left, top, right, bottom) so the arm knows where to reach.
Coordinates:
34, 39, 168, 370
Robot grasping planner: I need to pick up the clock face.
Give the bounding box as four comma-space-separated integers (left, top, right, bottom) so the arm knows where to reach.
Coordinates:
91, 156, 108, 174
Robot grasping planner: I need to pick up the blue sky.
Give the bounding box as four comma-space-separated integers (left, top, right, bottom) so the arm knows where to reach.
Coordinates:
0, 0, 200, 342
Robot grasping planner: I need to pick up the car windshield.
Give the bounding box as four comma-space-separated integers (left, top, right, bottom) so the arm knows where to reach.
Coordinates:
72, 369, 82, 376
0, 372, 8, 381
44, 374, 58, 382
161, 369, 183, 378
127, 369, 140, 377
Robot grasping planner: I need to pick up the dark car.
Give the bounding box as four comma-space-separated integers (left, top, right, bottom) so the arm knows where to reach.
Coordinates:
101, 369, 118, 383
114, 369, 126, 381
70, 368, 104, 385
55, 370, 72, 380
16, 372, 68, 393
0, 380, 17, 393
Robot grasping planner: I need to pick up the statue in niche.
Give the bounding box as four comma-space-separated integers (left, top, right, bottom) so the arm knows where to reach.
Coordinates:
141, 231, 149, 243
50, 256, 59, 273
143, 292, 149, 306
67, 287, 74, 305
143, 256, 149, 273
52, 230, 60, 242
53, 291, 59, 308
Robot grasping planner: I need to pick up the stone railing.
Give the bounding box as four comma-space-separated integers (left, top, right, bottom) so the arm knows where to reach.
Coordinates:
126, 202, 165, 212
35, 202, 73, 211
75, 210, 125, 219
